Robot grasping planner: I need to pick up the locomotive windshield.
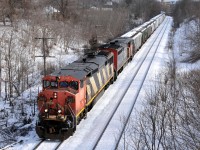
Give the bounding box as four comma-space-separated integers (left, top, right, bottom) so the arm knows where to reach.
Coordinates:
59, 81, 79, 90
59, 81, 69, 88
43, 80, 79, 91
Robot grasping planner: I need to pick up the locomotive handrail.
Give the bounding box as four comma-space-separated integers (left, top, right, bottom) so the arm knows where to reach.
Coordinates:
65, 102, 76, 128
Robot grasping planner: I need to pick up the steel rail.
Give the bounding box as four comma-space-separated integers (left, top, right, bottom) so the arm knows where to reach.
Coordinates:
33, 139, 62, 150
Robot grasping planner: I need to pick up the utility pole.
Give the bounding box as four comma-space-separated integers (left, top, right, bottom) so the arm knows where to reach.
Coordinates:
35, 30, 54, 76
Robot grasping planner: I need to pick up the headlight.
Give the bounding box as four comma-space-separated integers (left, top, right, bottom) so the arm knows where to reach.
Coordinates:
44, 109, 48, 113
53, 92, 57, 99
58, 110, 62, 114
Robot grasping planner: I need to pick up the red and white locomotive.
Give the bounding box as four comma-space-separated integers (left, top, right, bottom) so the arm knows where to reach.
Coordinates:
36, 13, 165, 139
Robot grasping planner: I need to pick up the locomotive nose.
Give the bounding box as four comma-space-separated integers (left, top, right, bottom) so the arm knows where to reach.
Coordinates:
40, 90, 75, 112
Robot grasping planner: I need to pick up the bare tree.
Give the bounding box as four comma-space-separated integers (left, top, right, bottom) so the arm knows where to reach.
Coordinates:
181, 19, 200, 63
119, 58, 200, 150
175, 70, 200, 149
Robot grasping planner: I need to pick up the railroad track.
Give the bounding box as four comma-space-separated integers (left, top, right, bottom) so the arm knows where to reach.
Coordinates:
92, 17, 171, 150
33, 139, 62, 150
32, 139, 44, 149
55, 16, 169, 150
114, 17, 172, 150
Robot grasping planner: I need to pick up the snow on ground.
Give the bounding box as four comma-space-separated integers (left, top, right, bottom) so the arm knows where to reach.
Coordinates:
2, 16, 200, 150
0, 47, 79, 149
0, 23, 81, 148
130, 17, 173, 123
173, 20, 200, 72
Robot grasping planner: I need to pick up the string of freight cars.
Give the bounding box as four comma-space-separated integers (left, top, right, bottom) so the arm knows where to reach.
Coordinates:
36, 12, 166, 140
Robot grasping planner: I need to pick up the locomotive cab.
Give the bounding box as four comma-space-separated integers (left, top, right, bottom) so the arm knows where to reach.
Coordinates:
36, 75, 86, 140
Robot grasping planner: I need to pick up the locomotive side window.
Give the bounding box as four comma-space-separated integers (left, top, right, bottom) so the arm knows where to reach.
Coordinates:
43, 80, 50, 88
105, 61, 107, 66
70, 81, 79, 90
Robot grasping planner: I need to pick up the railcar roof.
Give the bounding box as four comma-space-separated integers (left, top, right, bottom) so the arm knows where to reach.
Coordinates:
51, 52, 110, 80
99, 43, 124, 51
151, 14, 162, 20
121, 26, 143, 38
122, 14, 162, 38
111, 37, 133, 44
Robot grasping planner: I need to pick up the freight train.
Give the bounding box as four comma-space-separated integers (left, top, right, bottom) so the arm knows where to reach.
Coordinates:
36, 13, 165, 140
